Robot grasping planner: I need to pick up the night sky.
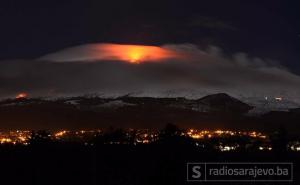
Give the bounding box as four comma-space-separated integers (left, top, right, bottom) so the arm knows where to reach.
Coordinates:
1, 0, 300, 100
1, 1, 299, 69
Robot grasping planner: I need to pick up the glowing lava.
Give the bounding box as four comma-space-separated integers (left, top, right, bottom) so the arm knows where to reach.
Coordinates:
16, 93, 28, 99
128, 50, 143, 63
96, 44, 179, 63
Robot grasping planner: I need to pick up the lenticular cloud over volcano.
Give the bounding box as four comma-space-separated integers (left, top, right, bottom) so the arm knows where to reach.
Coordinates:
41, 43, 184, 63
1, 43, 300, 103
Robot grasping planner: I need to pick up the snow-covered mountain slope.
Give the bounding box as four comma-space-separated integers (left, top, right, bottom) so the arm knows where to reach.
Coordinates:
242, 97, 300, 115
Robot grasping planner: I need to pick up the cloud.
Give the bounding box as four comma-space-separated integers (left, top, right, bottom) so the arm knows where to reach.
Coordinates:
40, 43, 183, 63
0, 43, 300, 103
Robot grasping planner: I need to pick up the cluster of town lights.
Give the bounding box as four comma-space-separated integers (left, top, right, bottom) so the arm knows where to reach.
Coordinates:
0, 129, 299, 152
186, 129, 267, 139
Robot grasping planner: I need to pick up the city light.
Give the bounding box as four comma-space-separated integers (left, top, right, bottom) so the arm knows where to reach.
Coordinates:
0, 129, 297, 152
54, 130, 67, 138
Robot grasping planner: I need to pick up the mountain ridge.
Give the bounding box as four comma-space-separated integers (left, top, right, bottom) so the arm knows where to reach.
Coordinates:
0, 93, 299, 132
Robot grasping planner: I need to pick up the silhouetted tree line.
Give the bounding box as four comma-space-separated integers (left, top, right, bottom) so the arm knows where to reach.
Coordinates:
156, 123, 194, 146
29, 130, 53, 146
270, 125, 288, 153
92, 127, 132, 145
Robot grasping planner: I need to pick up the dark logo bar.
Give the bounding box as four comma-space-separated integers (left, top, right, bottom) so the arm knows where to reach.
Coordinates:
187, 163, 293, 182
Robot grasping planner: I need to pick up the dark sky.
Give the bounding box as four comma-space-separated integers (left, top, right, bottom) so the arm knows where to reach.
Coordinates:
1, 0, 300, 73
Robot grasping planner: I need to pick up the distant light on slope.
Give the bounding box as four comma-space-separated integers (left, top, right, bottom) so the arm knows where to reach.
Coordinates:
16, 93, 28, 99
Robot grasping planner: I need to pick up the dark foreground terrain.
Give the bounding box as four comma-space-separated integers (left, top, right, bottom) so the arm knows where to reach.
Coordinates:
0, 144, 299, 185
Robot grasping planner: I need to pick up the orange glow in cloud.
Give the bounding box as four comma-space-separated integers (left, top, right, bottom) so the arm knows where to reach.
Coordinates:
96, 44, 180, 63
40, 43, 189, 63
